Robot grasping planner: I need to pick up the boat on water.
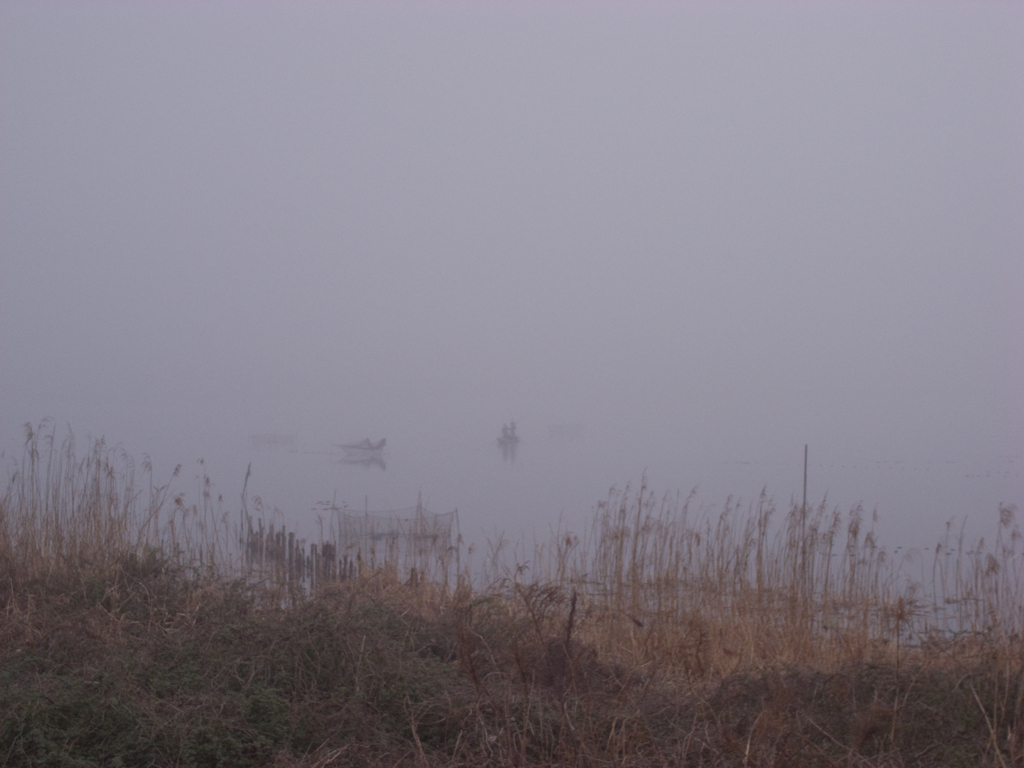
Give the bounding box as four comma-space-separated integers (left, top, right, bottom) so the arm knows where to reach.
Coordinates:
334, 438, 387, 470
497, 422, 519, 446
498, 422, 519, 463
336, 437, 387, 453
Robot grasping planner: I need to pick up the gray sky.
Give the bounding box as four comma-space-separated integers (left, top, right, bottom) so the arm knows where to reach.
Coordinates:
2, 2, 1022, 549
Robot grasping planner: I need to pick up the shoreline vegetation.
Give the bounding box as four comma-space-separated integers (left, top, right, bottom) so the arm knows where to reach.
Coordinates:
2, 422, 1022, 766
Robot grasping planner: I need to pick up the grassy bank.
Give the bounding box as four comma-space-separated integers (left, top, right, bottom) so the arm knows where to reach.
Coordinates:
2, 423, 1022, 766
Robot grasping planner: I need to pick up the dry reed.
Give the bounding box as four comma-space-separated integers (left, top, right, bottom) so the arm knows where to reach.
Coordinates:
3, 421, 1022, 767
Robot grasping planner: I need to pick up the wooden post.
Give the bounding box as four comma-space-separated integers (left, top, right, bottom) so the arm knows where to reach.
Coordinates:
803, 444, 808, 517
258, 519, 265, 570
268, 524, 275, 578
802, 444, 809, 598
311, 544, 318, 590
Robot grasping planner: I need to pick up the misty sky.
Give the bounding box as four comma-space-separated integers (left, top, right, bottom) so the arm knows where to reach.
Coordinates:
2, 3, 1022, 550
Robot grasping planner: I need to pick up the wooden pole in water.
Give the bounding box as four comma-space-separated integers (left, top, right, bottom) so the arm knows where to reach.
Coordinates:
803, 444, 808, 517
801, 444, 809, 596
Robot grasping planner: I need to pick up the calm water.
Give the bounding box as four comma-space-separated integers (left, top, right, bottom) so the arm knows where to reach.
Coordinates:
186, 419, 1020, 558
3, 411, 1018, 559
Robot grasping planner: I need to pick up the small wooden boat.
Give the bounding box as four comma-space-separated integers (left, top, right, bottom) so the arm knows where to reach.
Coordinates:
335, 438, 387, 453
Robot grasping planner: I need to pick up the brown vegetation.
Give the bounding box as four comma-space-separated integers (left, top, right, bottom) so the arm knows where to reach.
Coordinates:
2, 421, 1022, 766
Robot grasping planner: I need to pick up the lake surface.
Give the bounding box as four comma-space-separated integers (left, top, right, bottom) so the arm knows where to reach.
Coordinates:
179, 418, 1020, 559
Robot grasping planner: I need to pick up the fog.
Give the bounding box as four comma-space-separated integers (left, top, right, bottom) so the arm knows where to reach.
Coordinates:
2, 3, 1022, 551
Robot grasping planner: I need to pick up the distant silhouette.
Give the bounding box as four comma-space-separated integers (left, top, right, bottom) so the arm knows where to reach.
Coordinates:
498, 421, 519, 463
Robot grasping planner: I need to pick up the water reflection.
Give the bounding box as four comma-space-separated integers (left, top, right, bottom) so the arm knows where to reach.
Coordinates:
339, 453, 386, 471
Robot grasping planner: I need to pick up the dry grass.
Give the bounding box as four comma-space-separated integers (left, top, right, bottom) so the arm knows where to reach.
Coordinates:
2, 421, 1022, 767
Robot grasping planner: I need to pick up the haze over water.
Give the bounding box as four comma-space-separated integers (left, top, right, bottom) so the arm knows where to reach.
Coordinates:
2, 3, 1021, 553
